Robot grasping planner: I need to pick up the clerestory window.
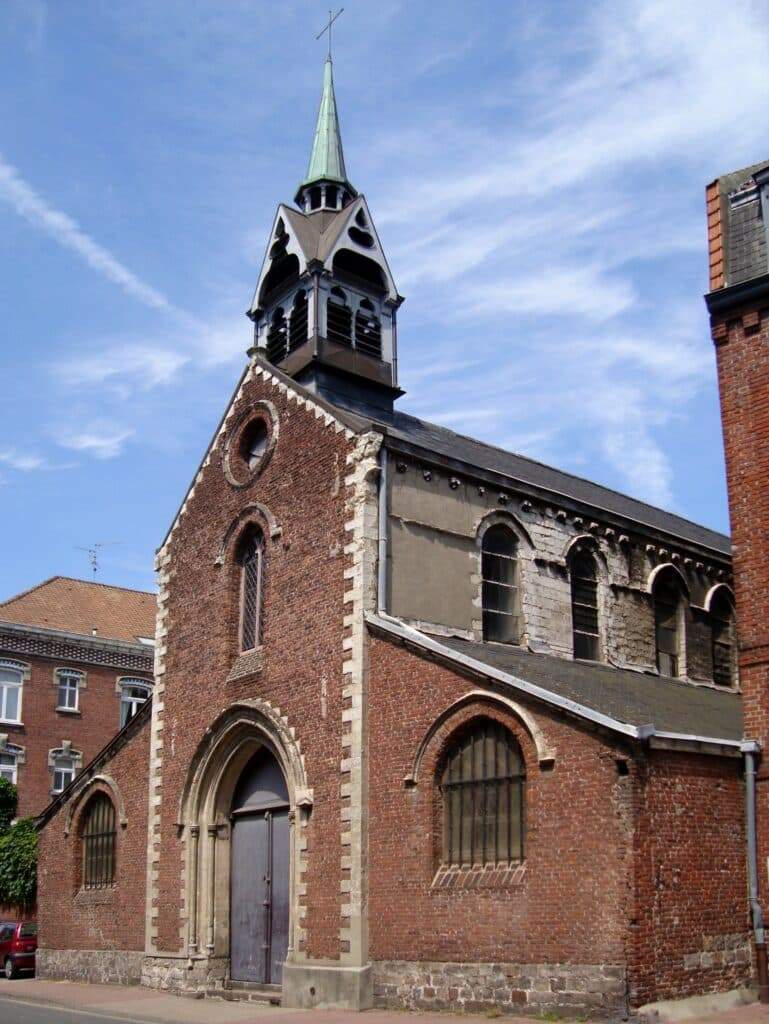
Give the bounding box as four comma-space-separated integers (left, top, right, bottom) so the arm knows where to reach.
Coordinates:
654, 571, 684, 677
569, 548, 600, 661
711, 589, 736, 687
481, 525, 521, 643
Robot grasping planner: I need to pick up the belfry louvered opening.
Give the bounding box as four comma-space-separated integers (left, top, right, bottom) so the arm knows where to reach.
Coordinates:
81, 793, 116, 889
440, 720, 525, 867
355, 299, 382, 358
327, 287, 352, 346
266, 308, 288, 363
288, 291, 308, 352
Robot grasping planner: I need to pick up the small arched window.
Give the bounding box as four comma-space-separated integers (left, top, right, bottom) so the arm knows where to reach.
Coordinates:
440, 720, 525, 867
288, 291, 308, 352
481, 525, 521, 643
711, 589, 736, 687
50, 749, 78, 793
327, 287, 352, 346
266, 307, 288, 363
81, 793, 116, 889
569, 548, 600, 661
654, 570, 684, 677
0, 661, 23, 724
239, 528, 265, 652
355, 299, 382, 358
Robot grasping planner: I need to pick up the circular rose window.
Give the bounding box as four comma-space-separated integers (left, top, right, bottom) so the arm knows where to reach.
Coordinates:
224, 402, 278, 487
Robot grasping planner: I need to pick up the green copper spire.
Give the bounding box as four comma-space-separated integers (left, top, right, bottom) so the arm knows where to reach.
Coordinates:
301, 57, 351, 189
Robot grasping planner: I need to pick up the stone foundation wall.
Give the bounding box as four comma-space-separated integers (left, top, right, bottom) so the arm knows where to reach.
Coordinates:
141, 955, 229, 995
372, 960, 627, 1017
37, 948, 144, 986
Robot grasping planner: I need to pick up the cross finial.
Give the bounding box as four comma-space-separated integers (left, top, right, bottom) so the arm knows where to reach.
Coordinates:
316, 7, 344, 61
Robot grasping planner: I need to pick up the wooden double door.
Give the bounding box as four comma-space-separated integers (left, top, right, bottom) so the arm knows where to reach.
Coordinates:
230, 749, 290, 985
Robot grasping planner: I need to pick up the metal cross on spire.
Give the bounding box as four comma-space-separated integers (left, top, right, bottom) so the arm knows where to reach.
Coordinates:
316, 7, 344, 60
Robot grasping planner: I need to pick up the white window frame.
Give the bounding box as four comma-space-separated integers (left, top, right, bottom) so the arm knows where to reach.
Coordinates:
56, 669, 83, 712
0, 660, 25, 725
118, 678, 152, 729
0, 750, 18, 785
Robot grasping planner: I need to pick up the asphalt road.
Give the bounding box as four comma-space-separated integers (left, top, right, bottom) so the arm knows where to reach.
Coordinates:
0, 995, 156, 1024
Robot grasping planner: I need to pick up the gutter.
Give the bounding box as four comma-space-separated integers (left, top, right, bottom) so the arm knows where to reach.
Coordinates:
743, 743, 769, 1002
365, 611, 747, 754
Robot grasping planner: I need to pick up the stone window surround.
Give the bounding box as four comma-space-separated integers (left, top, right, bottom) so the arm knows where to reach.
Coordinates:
472, 511, 534, 646
47, 740, 83, 795
222, 400, 280, 489
54, 666, 86, 713
0, 657, 29, 725
564, 534, 610, 665
0, 734, 26, 784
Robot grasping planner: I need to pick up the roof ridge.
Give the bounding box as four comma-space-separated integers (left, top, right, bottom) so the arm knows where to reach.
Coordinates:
387, 410, 729, 545
0, 575, 154, 608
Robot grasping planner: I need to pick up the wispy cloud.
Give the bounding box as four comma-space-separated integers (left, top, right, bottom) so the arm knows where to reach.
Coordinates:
56, 345, 190, 394
0, 449, 45, 471
58, 423, 134, 460
0, 154, 193, 320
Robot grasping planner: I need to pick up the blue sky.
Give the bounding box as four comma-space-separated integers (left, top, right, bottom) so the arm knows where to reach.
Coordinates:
1, 0, 768, 598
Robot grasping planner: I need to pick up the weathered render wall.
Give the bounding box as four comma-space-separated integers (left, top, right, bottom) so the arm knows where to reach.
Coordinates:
366, 634, 633, 1017
387, 456, 732, 685
36, 712, 150, 985
629, 750, 751, 1006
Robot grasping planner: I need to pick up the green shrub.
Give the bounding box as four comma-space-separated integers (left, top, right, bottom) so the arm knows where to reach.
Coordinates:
0, 818, 37, 908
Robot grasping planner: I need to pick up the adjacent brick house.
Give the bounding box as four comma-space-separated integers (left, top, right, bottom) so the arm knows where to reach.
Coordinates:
0, 577, 154, 817
35, 61, 757, 1015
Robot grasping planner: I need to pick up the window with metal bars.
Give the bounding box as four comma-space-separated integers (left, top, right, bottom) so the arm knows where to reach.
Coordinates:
81, 794, 116, 889
711, 589, 735, 687
440, 720, 525, 867
56, 669, 82, 711
240, 529, 265, 652
569, 549, 600, 660
266, 308, 287, 363
654, 572, 683, 677
481, 525, 521, 643
289, 291, 308, 352
354, 299, 382, 358
327, 288, 352, 346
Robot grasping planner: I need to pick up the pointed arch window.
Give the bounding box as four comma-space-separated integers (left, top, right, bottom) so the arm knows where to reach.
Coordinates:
654, 571, 684, 677
440, 720, 525, 867
481, 524, 521, 643
81, 794, 116, 889
711, 589, 736, 687
327, 287, 352, 346
355, 299, 382, 358
240, 528, 265, 652
288, 291, 308, 352
569, 548, 600, 661
266, 307, 288, 363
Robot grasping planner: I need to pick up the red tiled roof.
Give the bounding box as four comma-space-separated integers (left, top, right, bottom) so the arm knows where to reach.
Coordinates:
0, 576, 156, 644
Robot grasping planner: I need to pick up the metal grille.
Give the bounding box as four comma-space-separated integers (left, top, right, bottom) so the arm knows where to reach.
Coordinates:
481, 525, 520, 643
570, 550, 599, 660
654, 577, 681, 677
354, 302, 382, 358
711, 592, 735, 687
81, 794, 116, 889
327, 295, 352, 346
266, 309, 287, 363
241, 533, 264, 652
441, 721, 525, 867
288, 292, 308, 352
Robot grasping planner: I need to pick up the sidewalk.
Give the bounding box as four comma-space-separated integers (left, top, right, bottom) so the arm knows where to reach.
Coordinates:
1, 978, 768, 1024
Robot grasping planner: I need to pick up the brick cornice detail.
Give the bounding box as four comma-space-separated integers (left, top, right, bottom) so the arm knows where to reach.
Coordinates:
0, 625, 153, 672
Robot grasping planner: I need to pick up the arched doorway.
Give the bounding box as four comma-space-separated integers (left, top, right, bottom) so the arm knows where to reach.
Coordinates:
230, 748, 290, 984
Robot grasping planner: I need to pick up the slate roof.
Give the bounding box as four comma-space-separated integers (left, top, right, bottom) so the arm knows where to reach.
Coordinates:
336, 398, 732, 556
0, 576, 156, 644
434, 634, 743, 742
717, 159, 769, 287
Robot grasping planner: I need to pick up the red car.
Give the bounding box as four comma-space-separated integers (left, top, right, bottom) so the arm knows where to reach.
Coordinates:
0, 921, 37, 979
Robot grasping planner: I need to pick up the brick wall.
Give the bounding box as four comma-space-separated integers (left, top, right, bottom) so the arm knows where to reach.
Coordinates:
36, 709, 150, 979
0, 652, 152, 818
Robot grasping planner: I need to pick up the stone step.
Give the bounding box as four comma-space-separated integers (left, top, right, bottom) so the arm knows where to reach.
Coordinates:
220, 981, 282, 1004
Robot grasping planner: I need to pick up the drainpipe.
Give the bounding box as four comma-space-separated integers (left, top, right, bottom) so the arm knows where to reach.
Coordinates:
743, 741, 769, 1002
377, 446, 388, 615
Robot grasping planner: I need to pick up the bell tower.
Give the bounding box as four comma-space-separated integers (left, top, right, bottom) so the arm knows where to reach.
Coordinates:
248, 57, 403, 415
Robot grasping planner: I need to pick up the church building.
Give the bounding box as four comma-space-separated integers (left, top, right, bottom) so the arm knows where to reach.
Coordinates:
36, 58, 757, 1017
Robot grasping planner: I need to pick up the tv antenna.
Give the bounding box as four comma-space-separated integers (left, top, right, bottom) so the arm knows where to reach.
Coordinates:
75, 542, 121, 579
